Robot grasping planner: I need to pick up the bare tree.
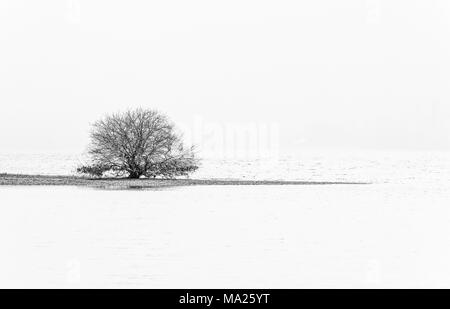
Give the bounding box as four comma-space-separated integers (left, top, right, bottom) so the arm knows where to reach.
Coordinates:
77, 108, 199, 179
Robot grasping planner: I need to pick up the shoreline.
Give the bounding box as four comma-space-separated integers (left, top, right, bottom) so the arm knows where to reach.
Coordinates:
0, 173, 370, 189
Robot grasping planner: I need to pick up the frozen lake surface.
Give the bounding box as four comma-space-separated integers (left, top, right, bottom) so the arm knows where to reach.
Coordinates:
1, 151, 450, 288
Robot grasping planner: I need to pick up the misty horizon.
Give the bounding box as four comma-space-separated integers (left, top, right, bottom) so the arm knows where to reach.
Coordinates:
1, 0, 449, 153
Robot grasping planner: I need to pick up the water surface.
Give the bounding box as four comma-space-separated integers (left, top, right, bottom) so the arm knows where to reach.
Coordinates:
1, 182, 450, 288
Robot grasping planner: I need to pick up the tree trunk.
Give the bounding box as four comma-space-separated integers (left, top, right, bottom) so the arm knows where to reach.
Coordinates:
128, 172, 141, 179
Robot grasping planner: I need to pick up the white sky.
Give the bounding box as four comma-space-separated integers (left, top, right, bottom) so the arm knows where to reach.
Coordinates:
0, 0, 449, 153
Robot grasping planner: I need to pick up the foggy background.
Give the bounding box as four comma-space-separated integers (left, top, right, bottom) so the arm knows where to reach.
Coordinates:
0, 0, 449, 154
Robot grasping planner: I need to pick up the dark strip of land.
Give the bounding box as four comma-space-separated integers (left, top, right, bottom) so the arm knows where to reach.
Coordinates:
0, 173, 370, 189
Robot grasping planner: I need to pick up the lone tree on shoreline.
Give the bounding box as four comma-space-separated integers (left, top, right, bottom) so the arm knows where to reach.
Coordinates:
77, 108, 199, 179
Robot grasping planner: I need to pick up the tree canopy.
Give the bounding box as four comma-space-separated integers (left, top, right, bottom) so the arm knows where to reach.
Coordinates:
77, 108, 199, 179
